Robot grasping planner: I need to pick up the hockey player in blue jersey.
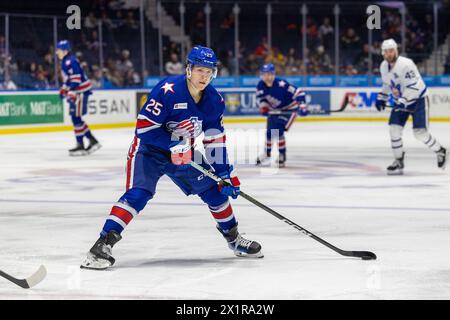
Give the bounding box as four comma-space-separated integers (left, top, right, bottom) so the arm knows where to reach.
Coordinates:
81, 46, 263, 270
56, 40, 101, 156
255, 64, 308, 167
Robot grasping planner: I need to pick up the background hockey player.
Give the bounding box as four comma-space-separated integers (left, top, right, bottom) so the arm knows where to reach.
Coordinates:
375, 39, 448, 175
81, 46, 263, 270
255, 63, 308, 167
56, 40, 101, 156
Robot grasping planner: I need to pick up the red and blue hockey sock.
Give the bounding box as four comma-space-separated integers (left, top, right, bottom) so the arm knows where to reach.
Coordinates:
209, 200, 237, 233
101, 188, 152, 237
72, 116, 92, 144
278, 136, 286, 156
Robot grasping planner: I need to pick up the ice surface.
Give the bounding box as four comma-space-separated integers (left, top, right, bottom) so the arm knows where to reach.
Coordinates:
0, 121, 449, 299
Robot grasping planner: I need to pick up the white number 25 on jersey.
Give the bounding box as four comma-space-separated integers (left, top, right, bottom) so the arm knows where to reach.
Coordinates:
145, 99, 163, 116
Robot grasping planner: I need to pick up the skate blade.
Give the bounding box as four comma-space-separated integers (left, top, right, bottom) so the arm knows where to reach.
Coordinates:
69, 150, 88, 157
255, 157, 270, 166
80, 253, 112, 270
87, 143, 102, 155
439, 151, 449, 170
234, 251, 264, 259
387, 170, 403, 176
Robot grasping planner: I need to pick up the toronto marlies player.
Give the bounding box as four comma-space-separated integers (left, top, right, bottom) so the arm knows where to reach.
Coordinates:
375, 39, 448, 175
255, 63, 308, 167
81, 46, 263, 270
56, 40, 101, 156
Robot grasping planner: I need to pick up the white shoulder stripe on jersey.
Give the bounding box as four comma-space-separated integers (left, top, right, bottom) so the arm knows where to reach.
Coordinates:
137, 126, 161, 134
137, 114, 162, 126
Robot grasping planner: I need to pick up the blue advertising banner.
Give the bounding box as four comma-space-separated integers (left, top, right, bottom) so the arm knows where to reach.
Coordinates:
218, 88, 331, 116
145, 75, 450, 88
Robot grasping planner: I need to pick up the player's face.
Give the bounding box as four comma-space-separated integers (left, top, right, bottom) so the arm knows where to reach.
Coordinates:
56, 49, 66, 60
261, 72, 275, 86
383, 48, 397, 63
189, 66, 214, 90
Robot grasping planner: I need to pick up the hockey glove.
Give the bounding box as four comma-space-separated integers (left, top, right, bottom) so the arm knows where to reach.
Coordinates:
66, 91, 77, 104
375, 93, 387, 111
59, 86, 68, 99
298, 104, 309, 117
218, 165, 240, 199
393, 98, 413, 113
260, 105, 269, 117
295, 92, 306, 105
169, 139, 192, 166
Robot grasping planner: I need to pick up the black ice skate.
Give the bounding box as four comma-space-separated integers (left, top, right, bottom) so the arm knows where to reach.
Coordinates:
256, 153, 270, 166
218, 224, 263, 258
436, 147, 449, 170
387, 152, 405, 175
86, 136, 102, 155
80, 231, 122, 270
277, 153, 286, 168
69, 142, 87, 156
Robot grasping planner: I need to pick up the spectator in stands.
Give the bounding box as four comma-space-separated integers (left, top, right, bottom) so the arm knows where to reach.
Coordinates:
344, 64, 358, 76
125, 10, 138, 30
355, 44, 370, 74
318, 17, 334, 51
124, 69, 141, 87
1, 73, 17, 90
341, 28, 360, 50
165, 53, 183, 75
116, 49, 134, 79
311, 45, 332, 74
220, 13, 234, 30
90, 65, 103, 88
85, 12, 98, 29
304, 17, 319, 48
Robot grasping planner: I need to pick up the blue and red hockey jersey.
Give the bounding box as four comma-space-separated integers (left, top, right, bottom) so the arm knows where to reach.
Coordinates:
60, 54, 92, 93
136, 75, 230, 174
256, 78, 305, 114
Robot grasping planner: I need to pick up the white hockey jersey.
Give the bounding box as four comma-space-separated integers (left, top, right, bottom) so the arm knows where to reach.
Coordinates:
378, 56, 427, 107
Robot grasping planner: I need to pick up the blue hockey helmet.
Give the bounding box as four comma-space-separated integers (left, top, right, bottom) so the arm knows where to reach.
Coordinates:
187, 45, 218, 69
56, 40, 71, 51
260, 63, 275, 74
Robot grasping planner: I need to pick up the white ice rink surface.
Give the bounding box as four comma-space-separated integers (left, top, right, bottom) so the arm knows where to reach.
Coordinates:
0, 121, 449, 300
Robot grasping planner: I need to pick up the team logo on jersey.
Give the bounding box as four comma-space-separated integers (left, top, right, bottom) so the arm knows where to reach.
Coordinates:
166, 117, 203, 138
174, 102, 188, 110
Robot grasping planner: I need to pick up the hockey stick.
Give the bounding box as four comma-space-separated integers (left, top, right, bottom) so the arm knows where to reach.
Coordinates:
331, 95, 406, 114
190, 161, 377, 260
0, 265, 47, 289
329, 95, 350, 113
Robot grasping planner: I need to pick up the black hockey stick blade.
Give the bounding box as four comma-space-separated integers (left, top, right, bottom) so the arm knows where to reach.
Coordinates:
0, 265, 47, 289
341, 250, 377, 260
330, 95, 349, 113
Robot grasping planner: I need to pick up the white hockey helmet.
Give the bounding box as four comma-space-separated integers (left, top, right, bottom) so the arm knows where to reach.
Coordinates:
381, 39, 398, 54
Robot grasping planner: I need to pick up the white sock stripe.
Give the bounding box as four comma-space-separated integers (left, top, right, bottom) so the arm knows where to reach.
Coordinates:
114, 202, 138, 216
215, 215, 235, 223
107, 215, 127, 229
209, 201, 230, 213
